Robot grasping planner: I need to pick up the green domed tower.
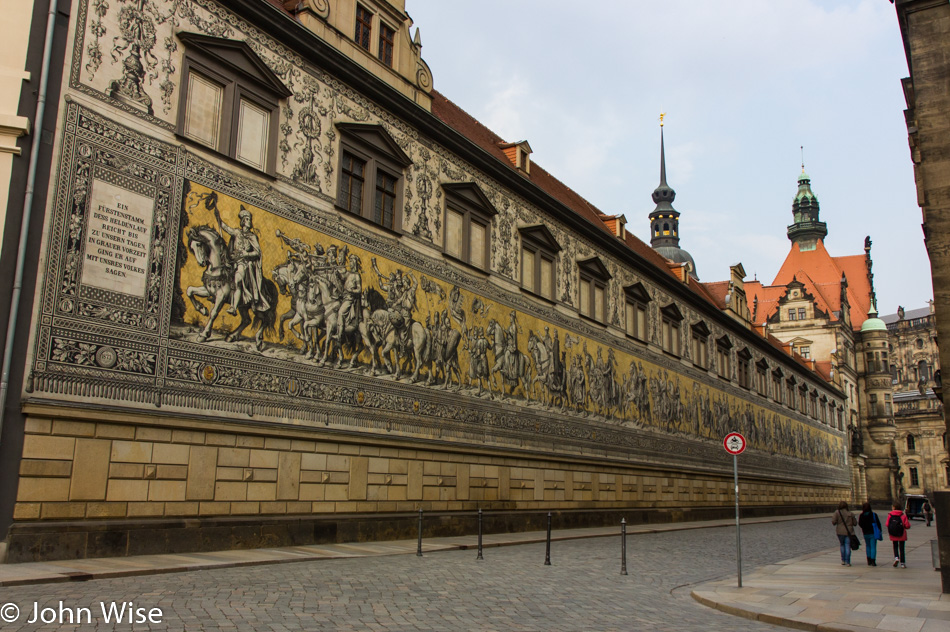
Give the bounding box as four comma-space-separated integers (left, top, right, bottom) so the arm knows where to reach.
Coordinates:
859, 303, 899, 503
787, 170, 828, 251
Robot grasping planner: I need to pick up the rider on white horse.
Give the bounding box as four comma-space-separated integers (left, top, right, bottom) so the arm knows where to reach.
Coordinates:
215, 205, 269, 315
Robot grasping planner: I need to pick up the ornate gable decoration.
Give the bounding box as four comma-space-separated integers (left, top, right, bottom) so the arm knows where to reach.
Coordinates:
177, 32, 292, 99
624, 282, 651, 304
518, 224, 561, 251
691, 320, 711, 337
335, 123, 412, 167
777, 277, 812, 306
661, 302, 683, 321
442, 182, 498, 217
577, 257, 611, 280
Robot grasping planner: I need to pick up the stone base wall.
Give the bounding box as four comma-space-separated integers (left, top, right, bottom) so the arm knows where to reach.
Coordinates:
6, 405, 847, 562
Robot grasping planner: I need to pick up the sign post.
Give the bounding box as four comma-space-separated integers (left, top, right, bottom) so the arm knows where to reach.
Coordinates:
723, 432, 746, 588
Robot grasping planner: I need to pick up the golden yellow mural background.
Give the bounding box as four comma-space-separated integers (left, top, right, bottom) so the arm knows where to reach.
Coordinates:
177, 182, 844, 465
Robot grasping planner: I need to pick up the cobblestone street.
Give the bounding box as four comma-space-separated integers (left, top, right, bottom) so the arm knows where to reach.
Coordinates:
0, 517, 839, 631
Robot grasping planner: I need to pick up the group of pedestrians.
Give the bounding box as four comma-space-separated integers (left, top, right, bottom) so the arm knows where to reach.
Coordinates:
832, 500, 930, 568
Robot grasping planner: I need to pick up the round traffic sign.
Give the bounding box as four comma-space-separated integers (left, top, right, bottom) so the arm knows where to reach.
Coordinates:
723, 432, 746, 455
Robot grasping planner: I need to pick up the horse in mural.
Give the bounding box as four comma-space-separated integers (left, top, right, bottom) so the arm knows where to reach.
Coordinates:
360, 294, 431, 383
272, 257, 326, 359
527, 331, 565, 409
487, 318, 531, 398
308, 267, 368, 369
185, 225, 278, 350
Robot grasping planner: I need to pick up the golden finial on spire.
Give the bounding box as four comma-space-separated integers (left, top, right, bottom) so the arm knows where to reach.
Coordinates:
659, 112, 666, 127
800, 145, 805, 173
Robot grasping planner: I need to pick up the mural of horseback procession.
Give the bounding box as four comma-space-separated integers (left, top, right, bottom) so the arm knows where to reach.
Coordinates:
175, 183, 842, 466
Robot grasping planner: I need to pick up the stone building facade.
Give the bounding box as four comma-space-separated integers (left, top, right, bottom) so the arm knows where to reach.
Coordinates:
882, 304, 948, 498
893, 0, 950, 593
0, 0, 848, 562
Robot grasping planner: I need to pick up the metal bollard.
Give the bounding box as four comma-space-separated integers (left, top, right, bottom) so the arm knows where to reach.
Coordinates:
544, 512, 552, 565
620, 518, 628, 576
476, 508, 484, 561
416, 508, 423, 557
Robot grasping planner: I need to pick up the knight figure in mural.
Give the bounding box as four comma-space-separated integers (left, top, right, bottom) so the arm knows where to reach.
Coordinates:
185, 193, 277, 351
215, 205, 270, 315
488, 310, 530, 397
333, 253, 363, 341
373, 258, 416, 346
568, 354, 587, 415
503, 310, 521, 377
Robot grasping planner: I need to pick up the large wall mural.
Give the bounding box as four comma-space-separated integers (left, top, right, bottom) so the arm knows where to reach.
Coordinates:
168, 180, 843, 468
25, 0, 847, 486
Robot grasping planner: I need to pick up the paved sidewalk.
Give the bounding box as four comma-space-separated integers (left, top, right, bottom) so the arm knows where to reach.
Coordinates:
0, 513, 814, 587
692, 536, 948, 632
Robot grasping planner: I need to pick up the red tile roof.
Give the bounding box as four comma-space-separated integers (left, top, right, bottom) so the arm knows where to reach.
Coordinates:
748, 240, 872, 330
431, 90, 685, 281
701, 281, 731, 310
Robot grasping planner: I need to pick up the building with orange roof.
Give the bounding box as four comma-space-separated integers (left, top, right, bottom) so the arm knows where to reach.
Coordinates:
0, 0, 851, 561
729, 168, 902, 503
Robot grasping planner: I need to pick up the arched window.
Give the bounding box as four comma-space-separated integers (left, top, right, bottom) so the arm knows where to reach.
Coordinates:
907, 434, 916, 452
662, 222, 670, 235
916, 338, 924, 349
918, 360, 930, 383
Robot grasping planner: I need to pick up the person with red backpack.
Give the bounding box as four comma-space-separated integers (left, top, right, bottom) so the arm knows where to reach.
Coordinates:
886, 503, 911, 568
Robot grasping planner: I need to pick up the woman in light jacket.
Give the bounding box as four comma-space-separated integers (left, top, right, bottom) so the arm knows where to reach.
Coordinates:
832, 500, 857, 566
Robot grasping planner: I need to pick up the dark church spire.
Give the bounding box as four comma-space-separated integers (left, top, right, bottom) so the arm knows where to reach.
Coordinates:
649, 118, 679, 249
648, 116, 697, 278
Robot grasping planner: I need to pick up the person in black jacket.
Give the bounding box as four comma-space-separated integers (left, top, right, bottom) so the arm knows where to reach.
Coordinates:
857, 502, 881, 566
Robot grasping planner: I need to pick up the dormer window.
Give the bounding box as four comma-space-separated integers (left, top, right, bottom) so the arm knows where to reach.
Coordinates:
499, 141, 532, 174
176, 33, 291, 176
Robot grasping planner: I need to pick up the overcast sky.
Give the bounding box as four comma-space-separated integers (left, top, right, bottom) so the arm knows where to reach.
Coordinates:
406, 0, 931, 315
